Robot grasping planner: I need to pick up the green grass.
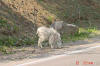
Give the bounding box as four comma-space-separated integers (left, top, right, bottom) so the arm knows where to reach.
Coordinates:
0, 19, 7, 27
0, 46, 14, 54
19, 36, 35, 46
0, 36, 17, 46
0, 19, 37, 54
0, 35, 37, 54
38, 0, 43, 1
62, 27, 98, 42
47, 16, 54, 23
0, 19, 19, 33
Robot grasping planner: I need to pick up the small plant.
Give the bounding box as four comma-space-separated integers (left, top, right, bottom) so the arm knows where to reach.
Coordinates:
15, 35, 37, 46
0, 19, 7, 27
13, 25, 19, 32
0, 46, 15, 54
47, 16, 54, 23
0, 35, 37, 54
62, 27, 98, 42
87, 27, 97, 33
0, 36, 17, 46
0, 19, 19, 34
21, 37, 34, 46
38, 0, 43, 1
0, 46, 9, 54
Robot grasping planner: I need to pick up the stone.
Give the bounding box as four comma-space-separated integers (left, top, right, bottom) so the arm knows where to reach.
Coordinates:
50, 21, 79, 35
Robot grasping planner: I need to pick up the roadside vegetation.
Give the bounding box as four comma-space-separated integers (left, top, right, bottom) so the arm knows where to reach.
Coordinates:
0, 18, 99, 54
62, 27, 100, 42
0, 0, 100, 54
0, 19, 37, 54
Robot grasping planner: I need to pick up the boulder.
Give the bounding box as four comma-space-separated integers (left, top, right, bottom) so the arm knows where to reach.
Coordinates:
50, 21, 79, 35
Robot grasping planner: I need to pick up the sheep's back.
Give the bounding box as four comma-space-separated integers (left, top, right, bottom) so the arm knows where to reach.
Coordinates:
37, 27, 51, 40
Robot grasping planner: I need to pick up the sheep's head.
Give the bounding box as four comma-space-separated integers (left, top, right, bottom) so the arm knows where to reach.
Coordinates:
57, 34, 62, 48
57, 40, 62, 48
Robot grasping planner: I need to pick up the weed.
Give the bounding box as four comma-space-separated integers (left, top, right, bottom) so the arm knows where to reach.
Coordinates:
87, 27, 97, 33
0, 35, 37, 54
13, 24, 19, 32
62, 27, 98, 42
0, 36, 17, 46
21, 37, 34, 46
38, 0, 43, 1
47, 16, 54, 23
0, 19, 7, 27
0, 46, 14, 54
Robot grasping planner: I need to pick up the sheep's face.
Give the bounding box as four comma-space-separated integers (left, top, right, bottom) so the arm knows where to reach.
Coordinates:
57, 38, 62, 48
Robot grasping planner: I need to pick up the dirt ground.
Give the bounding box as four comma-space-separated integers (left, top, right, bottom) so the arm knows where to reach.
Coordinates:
0, 36, 100, 63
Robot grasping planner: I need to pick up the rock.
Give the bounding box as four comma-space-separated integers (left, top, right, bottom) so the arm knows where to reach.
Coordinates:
50, 21, 63, 33
62, 23, 79, 35
50, 21, 79, 35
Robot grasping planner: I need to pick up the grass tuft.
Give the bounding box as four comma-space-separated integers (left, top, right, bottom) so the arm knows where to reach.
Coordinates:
62, 27, 98, 42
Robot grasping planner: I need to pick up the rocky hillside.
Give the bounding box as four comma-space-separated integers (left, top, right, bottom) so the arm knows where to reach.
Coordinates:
0, 0, 100, 46
38, 0, 100, 27
0, 0, 56, 37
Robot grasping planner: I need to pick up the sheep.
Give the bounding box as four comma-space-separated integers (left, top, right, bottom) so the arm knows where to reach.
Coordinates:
37, 26, 62, 48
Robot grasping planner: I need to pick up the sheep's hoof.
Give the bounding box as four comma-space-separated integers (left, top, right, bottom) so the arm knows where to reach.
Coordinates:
51, 46, 54, 49
38, 46, 43, 48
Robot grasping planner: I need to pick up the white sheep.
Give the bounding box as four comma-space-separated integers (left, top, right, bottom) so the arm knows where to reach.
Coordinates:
37, 26, 62, 48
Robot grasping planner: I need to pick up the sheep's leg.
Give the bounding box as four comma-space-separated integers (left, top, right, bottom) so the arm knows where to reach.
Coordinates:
50, 43, 53, 49
49, 36, 54, 48
38, 38, 43, 48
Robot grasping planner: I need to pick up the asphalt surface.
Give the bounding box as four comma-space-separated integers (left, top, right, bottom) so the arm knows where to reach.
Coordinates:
17, 44, 100, 66
0, 43, 100, 66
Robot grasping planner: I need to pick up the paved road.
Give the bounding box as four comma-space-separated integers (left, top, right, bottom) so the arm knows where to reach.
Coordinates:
0, 43, 100, 66
17, 44, 100, 66
27, 48, 100, 66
